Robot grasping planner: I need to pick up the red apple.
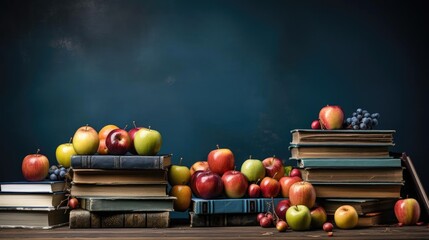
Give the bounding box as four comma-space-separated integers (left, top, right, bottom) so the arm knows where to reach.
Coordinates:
310, 206, 327, 229
22, 151, 50, 181
190, 170, 206, 198
128, 121, 142, 155
279, 176, 302, 198
262, 156, 285, 181
190, 161, 210, 175
289, 168, 302, 178
323, 222, 334, 232
106, 129, 131, 155
247, 183, 261, 198
207, 146, 234, 176
276, 220, 288, 232
311, 120, 321, 129
222, 170, 248, 198
289, 181, 316, 209
194, 171, 224, 199
394, 198, 421, 225
260, 176, 280, 198
319, 105, 345, 130
275, 199, 291, 221
68, 197, 79, 209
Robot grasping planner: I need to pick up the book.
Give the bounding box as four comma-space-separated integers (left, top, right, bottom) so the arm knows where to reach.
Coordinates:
313, 182, 402, 198
80, 196, 175, 211
72, 169, 167, 184
191, 198, 282, 215
189, 212, 258, 227
289, 158, 402, 168
0, 181, 65, 193
70, 184, 167, 197
290, 129, 395, 145
299, 167, 403, 183
0, 207, 69, 229
321, 198, 397, 215
69, 209, 170, 228
71, 154, 172, 169
289, 144, 391, 159
0, 192, 66, 208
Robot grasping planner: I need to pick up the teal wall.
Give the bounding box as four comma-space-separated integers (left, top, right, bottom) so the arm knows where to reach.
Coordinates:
1, 1, 428, 192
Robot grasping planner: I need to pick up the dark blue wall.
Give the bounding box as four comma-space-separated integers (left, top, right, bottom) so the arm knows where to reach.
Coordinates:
1, 1, 428, 192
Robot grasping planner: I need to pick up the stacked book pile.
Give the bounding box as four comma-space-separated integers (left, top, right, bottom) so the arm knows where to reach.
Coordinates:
287, 129, 402, 227
0, 181, 69, 229
69, 154, 175, 228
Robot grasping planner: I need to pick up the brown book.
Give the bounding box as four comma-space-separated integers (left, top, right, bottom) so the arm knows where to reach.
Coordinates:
313, 183, 402, 198
321, 198, 397, 215
72, 169, 167, 184
70, 184, 167, 197
300, 168, 403, 183
291, 129, 395, 145
290, 145, 390, 159
0, 192, 66, 208
0, 207, 69, 229
189, 212, 258, 227
69, 209, 170, 228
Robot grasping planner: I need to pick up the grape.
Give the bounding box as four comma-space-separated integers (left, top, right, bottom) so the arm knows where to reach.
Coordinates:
371, 113, 380, 119
362, 118, 370, 124
59, 170, 66, 178
360, 123, 367, 129
346, 108, 380, 130
357, 114, 363, 120
346, 118, 352, 124
54, 169, 60, 175
364, 112, 370, 117
356, 108, 362, 114
60, 167, 65, 172
372, 118, 378, 126
362, 110, 368, 115
352, 112, 357, 117
49, 173, 58, 181
353, 125, 359, 130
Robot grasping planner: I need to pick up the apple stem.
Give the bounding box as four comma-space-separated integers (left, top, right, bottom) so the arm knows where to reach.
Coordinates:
148, 126, 152, 130
36, 148, 40, 155
133, 121, 137, 128
85, 124, 89, 130
68, 137, 72, 143
123, 124, 128, 130
249, 155, 252, 159
179, 157, 183, 166
273, 172, 278, 179
216, 144, 220, 149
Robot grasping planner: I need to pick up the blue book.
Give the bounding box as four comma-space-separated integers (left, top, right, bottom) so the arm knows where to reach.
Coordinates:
192, 198, 283, 215
71, 154, 171, 169
285, 158, 402, 168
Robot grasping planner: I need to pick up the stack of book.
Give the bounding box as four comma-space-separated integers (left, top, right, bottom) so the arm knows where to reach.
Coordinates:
69, 154, 175, 228
287, 129, 402, 227
0, 181, 69, 229
189, 198, 283, 227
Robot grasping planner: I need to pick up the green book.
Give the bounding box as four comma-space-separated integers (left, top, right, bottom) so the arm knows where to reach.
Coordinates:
80, 197, 175, 212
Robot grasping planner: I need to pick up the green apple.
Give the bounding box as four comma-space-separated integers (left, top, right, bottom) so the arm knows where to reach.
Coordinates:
72, 125, 99, 155
55, 141, 77, 168
284, 165, 293, 176
168, 164, 191, 186
133, 127, 162, 156
286, 205, 311, 231
240, 158, 265, 183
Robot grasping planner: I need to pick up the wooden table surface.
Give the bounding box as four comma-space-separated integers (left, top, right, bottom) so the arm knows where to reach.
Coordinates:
1, 223, 428, 240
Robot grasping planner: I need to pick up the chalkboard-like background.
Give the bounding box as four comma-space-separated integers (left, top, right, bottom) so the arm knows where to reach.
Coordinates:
1, 1, 428, 201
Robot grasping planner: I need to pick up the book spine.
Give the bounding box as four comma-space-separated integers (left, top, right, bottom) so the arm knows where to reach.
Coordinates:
71, 155, 169, 169
189, 212, 258, 227
69, 210, 170, 228
80, 198, 175, 212
192, 198, 279, 215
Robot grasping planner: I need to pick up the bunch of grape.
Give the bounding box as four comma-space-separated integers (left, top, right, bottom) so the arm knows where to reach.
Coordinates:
345, 108, 380, 130
48, 165, 68, 181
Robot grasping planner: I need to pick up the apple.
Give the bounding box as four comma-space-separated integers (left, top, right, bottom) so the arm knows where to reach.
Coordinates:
260, 176, 280, 198
194, 171, 224, 199
133, 127, 162, 156
68, 197, 79, 209
289, 168, 302, 178
276, 220, 288, 232
275, 199, 291, 221
334, 205, 359, 229
128, 121, 142, 155
22, 150, 50, 181
257, 212, 265, 222
221, 170, 248, 198
310, 206, 327, 229
190, 170, 206, 198
262, 156, 284, 181
240, 157, 266, 183
319, 105, 345, 130
286, 205, 311, 231
323, 222, 334, 232
55, 139, 76, 168
98, 124, 119, 140
247, 183, 261, 198
190, 161, 210, 175
105, 128, 131, 155
207, 146, 234, 176
311, 120, 321, 129
289, 181, 316, 209
169, 185, 192, 212
168, 159, 191, 186
279, 176, 302, 198
394, 198, 421, 225
72, 125, 99, 155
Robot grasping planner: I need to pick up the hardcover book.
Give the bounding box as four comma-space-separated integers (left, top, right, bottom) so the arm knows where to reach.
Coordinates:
72, 169, 167, 184
0, 207, 69, 229
290, 129, 395, 145
312, 182, 403, 198
80, 196, 175, 212
191, 198, 282, 215
0, 192, 66, 208
299, 167, 403, 183
71, 154, 172, 169
321, 198, 397, 215
70, 183, 167, 197
0, 181, 65, 193
289, 158, 402, 168
189, 212, 258, 227
69, 209, 170, 228
289, 144, 391, 159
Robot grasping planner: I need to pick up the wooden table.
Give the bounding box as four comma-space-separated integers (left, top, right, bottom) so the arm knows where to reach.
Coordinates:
1, 224, 428, 239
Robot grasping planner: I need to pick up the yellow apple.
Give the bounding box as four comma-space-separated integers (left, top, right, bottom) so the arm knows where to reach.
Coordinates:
55, 142, 77, 168
334, 205, 358, 229
168, 164, 191, 186
169, 185, 192, 212
72, 125, 99, 155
